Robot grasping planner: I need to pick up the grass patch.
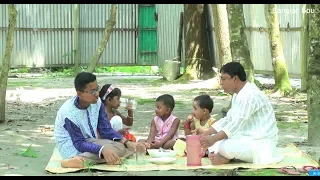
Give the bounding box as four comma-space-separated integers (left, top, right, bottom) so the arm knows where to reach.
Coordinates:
119, 78, 178, 87
149, 78, 170, 87
8, 66, 161, 77
119, 78, 156, 84
10, 68, 30, 73
277, 121, 305, 130
237, 168, 307, 176
133, 97, 184, 106
95, 66, 156, 74
7, 80, 48, 88
135, 98, 156, 105
7, 81, 29, 87
193, 169, 221, 176
179, 89, 229, 97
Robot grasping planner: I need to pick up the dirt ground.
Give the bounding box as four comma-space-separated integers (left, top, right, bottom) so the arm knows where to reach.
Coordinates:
0, 75, 319, 176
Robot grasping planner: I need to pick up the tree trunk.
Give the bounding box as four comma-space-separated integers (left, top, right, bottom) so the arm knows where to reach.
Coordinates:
73, 4, 80, 76
87, 4, 117, 73
212, 4, 232, 68
0, 4, 18, 124
265, 4, 292, 95
227, 4, 254, 83
307, 4, 320, 147
300, 4, 309, 91
182, 4, 214, 80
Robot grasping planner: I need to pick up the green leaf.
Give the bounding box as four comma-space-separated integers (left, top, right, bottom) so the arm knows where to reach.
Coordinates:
83, 160, 94, 168
218, 92, 227, 96
20, 144, 39, 158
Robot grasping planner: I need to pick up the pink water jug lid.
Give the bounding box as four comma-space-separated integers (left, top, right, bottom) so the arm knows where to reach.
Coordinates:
186, 135, 200, 140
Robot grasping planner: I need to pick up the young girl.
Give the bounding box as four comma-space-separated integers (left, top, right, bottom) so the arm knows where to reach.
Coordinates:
184, 94, 215, 136
139, 94, 181, 150
98, 84, 136, 142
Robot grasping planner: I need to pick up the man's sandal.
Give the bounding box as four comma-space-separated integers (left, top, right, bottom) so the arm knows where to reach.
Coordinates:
277, 166, 301, 175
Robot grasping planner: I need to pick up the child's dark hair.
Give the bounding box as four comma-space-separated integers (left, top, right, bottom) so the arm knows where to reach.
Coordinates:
99, 84, 121, 103
156, 94, 175, 110
74, 72, 96, 92
194, 95, 214, 113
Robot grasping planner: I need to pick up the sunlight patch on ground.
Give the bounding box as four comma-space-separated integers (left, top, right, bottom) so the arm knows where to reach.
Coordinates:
6, 88, 74, 103
0, 130, 53, 145
19, 143, 42, 148
283, 134, 306, 139
3, 174, 23, 176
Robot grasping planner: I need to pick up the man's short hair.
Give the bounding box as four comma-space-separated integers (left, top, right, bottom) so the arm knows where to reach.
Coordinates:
220, 62, 247, 81
74, 72, 97, 92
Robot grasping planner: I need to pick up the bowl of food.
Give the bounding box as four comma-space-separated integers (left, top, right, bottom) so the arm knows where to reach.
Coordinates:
147, 149, 176, 158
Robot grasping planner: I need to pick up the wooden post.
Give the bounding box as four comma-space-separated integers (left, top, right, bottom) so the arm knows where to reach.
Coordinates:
300, 4, 309, 91
73, 4, 80, 76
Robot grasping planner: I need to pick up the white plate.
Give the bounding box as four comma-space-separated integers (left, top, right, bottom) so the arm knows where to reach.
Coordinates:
147, 149, 176, 158
148, 157, 176, 165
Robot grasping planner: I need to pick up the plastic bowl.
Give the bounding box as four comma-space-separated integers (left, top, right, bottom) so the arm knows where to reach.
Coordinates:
147, 149, 176, 158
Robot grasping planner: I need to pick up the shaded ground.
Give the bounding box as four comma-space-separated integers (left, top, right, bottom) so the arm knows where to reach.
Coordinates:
0, 75, 318, 176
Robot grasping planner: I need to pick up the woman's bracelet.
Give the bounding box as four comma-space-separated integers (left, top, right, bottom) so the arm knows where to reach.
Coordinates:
127, 115, 133, 118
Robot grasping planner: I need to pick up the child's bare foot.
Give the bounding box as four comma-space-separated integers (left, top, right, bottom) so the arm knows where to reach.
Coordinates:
61, 156, 85, 168
144, 142, 151, 149
208, 152, 215, 162
209, 153, 230, 165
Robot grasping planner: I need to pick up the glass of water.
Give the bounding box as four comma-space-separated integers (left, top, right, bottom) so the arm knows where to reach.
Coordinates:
120, 98, 137, 110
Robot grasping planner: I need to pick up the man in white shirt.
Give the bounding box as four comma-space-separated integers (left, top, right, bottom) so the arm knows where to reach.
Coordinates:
200, 62, 284, 165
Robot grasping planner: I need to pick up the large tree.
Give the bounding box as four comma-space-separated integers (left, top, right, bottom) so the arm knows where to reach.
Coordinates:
211, 4, 233, 117
212, 4, 232, 68
0, 4, 18, 123
182, 4, 215, 80
87, 4, 117, 73
227, 4, 254, 83
307, 4, 320, 146
265, 4, 292, 95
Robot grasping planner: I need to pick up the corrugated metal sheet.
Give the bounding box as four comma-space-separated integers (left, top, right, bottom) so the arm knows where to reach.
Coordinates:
156, 4, 184, 67
243, 4, 302, 75
0, 3, 304, 75
0, 4, 73, 68
249, 31, 272, 72
0, 4, 8, 66
31, 4, 73, 67
277, 4, 302, 28
281, 31, 301, 74
79, 4, 137, 66
0, 4, 7, 27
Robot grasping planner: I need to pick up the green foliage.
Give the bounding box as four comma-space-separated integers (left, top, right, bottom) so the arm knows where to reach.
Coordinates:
8, 66, 164, 77
95, 66, 155, 74
10, 68, 29, 73
83, 160, 94, 176
20, 144, 38, 158
62, 49, 76, 58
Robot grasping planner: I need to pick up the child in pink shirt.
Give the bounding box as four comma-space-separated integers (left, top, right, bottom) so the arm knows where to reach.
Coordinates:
139, 94, 181, 150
